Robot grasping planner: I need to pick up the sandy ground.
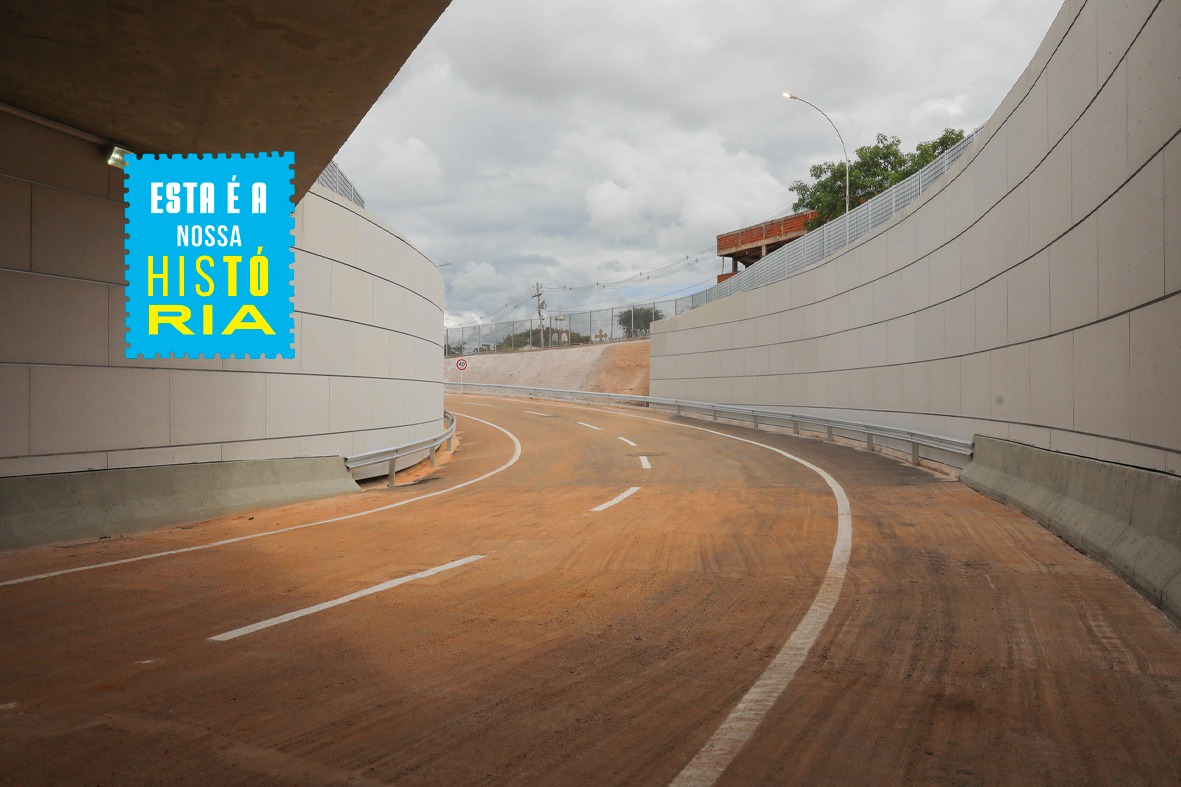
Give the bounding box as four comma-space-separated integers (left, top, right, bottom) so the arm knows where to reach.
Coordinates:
444, 340, 650, 395
0, 394, 1178, 784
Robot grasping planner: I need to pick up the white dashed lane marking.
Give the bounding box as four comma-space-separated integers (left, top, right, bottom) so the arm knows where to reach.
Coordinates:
210, 555, 485, 642
590, 487, 640, 512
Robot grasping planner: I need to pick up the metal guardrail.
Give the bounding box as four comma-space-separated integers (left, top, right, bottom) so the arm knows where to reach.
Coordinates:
446, 383, 973, 467
345, 412, 457, 479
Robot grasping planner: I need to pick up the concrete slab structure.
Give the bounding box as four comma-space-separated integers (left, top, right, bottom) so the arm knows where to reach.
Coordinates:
0, 1, 451, 199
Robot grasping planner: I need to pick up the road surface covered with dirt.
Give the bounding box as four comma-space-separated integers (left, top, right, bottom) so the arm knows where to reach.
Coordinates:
0, 394, 1178, 784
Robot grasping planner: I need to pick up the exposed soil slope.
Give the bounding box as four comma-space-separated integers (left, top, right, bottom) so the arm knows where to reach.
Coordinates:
444, 339, 649, 395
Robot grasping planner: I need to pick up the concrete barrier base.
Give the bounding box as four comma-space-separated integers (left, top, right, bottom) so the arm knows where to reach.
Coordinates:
961, 437, 1181, 626
0, 457, 360, 551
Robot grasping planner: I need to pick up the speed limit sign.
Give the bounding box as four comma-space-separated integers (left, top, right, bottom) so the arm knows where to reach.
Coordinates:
456, 358, 468, 371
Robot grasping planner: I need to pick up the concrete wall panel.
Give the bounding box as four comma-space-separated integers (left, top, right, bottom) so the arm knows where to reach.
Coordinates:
1168, 137, 1181, 293
648, 0, 1179, 473
1007, 251, 1052, 345
0, 270, 108, 366
170, 370, 267, 446
0, 176, 31, 272
1029, 332, 1075, 430
1047, 2, 1097, 141
1130, 294, 1181, 447
30, 184, 124, 284
1071, 63, 1129, 223
1073, 315, 1131, 439
265, 373, 331, 439
1049, 212, 1099, 332
0, 365, 30, 457
1126, 0, 1181, 167
1096, 156, 1165, 318
1028, 133, 1073, 252
30, 366, 170, 454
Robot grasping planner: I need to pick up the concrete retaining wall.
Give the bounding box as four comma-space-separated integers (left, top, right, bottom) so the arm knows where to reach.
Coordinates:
962, 436, 1181, 625
0, 457, 359, 550
0, 112, 446, 543
651, 0, 1181, 476
0, 113, 444, 480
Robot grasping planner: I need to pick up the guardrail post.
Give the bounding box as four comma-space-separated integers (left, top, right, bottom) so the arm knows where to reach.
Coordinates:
676, 403, 681, 416
792, 419, 799, 435
911, 443, 920, 465
752, 414, 759, 429
445, 435, 452, 452
826, 425, 833, 441
429, 446, 437, 468
866, 433, 874, 452
712, 407, 717, 421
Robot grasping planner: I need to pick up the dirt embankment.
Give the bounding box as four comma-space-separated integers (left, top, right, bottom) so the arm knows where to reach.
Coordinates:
443, 339, 649, 395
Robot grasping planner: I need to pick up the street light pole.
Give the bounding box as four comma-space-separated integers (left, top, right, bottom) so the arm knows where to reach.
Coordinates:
783, 92, 850, 245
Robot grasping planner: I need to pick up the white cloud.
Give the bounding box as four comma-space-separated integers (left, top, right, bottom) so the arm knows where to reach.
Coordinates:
337, 0, 1065, 322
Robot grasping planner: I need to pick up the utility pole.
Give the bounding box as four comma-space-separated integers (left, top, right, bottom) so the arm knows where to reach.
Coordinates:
532, 282, 546, 348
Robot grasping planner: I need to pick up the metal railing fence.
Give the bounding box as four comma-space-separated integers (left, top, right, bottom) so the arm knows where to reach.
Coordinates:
345, 411, 456, 484
443, 128, 978, 357
446, 382, 973, 468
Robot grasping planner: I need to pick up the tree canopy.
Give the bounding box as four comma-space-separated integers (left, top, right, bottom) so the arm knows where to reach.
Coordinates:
789, 128, 965, 228
617, 306, 664, 339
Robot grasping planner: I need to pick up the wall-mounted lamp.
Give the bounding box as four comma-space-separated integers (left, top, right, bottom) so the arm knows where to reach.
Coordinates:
107, 146, 132, 168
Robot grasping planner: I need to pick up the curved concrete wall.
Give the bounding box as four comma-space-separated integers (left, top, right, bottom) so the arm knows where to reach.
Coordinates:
0, 111, 443, 479
652, 0, 1181, 475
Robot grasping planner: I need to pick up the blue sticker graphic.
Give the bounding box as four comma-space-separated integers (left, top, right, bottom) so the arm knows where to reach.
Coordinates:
124, 153, 295, 358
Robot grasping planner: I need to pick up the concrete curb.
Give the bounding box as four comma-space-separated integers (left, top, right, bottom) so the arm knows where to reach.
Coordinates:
0, 457, 360, 551
961, 437, 1181, 626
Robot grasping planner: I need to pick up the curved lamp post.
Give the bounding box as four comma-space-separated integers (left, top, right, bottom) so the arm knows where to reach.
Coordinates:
783, 92, 850, 244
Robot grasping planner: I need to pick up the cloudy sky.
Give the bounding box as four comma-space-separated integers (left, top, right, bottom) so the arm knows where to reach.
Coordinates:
336, 0, 1064, 327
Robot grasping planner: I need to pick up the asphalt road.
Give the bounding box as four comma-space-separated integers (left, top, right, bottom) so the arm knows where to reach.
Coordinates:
1, 394, 1179, 785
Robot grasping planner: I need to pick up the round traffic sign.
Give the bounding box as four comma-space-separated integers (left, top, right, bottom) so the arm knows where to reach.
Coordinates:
456, 358, 468, 371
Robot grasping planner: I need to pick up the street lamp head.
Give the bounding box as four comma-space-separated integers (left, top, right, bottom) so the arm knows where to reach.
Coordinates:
782, 92, 795, 100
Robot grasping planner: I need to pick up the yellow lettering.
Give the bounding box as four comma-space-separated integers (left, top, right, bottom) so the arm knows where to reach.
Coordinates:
222, 304, 275, 335
203, 304, 213, 335
224, 255, 242, 296
147, 255, 168, 297
249, 247, 268, 296
148, 304, 193, 335
195, 255, 215, 296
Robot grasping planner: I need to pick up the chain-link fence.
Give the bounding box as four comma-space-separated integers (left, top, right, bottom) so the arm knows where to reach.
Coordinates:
444, 301, 684, 356
445, 127, 979, 357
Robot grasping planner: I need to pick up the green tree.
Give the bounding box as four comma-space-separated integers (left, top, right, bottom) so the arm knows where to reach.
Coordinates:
495, 327, 588, 352
790, 128, 965, 228
617, 306, 664, 339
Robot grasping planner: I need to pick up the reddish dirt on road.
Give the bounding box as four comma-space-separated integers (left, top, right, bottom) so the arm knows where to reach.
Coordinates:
0, 395, 1178, 785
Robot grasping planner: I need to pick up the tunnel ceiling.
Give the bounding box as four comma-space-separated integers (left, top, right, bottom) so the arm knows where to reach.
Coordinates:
0, 0, 451, 199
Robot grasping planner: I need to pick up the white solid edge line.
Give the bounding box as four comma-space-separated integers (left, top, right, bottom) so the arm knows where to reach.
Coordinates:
210, 554, 485, 642
0, 413, 521, 588
576, 421, 602, 431
524, 411, 556, 417
618, 437, 637, 447
639, 455, 651, 470
590, 486, 640, 512
466, 395, 852, 786
459, 402, 495, 407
